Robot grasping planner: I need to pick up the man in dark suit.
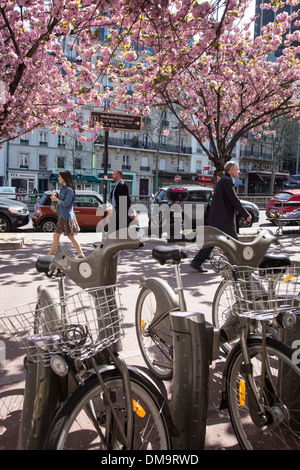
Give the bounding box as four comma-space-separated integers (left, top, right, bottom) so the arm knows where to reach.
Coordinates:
109, 169, 132, 232
191, 161, 251, 272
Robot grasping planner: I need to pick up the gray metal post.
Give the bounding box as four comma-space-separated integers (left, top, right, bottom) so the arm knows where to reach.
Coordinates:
170, 311, 218, 450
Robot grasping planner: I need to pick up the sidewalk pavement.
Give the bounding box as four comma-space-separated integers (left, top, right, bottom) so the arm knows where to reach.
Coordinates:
0, 224, 300, 450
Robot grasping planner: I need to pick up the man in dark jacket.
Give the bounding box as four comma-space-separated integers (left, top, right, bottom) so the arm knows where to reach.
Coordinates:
109, 169, 132, 232
191, 161, 251, 272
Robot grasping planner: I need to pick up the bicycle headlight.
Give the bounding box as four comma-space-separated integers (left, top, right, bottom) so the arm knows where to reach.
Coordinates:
50, 355, 69, 377
276, 310, 297, 330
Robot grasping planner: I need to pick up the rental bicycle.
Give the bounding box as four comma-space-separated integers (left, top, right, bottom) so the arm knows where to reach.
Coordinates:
0, 227, 173, 450
212, 238, 300, 354
219, 264, 300, 450
135, 226, 291, 380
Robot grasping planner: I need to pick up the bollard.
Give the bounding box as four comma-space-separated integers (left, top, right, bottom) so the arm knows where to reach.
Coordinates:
170, 311, 218, 450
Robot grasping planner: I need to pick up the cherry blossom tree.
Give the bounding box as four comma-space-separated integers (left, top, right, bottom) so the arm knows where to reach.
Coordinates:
0, 0, 249, 146
2, 0, 299, 177
107, 0, 300, 173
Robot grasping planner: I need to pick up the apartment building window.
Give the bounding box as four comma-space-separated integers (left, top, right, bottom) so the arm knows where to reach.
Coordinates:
75, 140, 82, 150
143, 134, 150, 149
196, 160, 202, 172
122, 155, 131, 170
159, 158, 166, 170
39, 132, 48, 146
20, 153, 28, 168
160, 135, 168, 150
39, 155, 47, 169
58, 134, 66, 147
20, 133, 29, 145
140, 156, 150, 171
75, 158, 81, 170
57, 156, 65, 168
124, 132, 131, 146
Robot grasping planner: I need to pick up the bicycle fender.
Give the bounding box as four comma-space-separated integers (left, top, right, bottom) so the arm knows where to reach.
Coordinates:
37, 285, 61, 312
139, 277, 179, 315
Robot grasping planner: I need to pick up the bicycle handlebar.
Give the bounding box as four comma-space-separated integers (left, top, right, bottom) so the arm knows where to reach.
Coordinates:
49, 226, 143, 289
198, 226, 279, 267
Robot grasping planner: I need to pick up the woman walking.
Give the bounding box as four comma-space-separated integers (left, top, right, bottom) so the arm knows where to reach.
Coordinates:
48, 170, 84, 257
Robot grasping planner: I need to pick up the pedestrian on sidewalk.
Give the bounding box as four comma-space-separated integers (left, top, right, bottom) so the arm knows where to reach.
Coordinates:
191, 161, 251, 273
48, 170, 84, 257
107, 169, 132, 233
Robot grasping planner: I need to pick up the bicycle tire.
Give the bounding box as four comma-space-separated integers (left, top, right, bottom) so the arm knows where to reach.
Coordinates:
135, 287, 173, 380
44, 367, 172, 450
212, 279, 239, 354
0, 388, 24, 450
224, 336, 300, 450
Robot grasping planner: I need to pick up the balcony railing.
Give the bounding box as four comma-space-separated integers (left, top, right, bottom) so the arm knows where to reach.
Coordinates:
95, 136, 192, 154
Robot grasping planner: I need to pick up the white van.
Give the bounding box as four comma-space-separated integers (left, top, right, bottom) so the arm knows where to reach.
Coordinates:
0, 187, 17, 199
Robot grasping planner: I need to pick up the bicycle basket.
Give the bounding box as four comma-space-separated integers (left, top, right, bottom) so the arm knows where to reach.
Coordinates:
222, 266, 300, 321
0, 285, 123, 363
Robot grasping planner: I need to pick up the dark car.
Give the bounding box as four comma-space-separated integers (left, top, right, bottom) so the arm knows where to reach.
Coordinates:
266, 189, 300, 219
32, 190, 139, 232
148, 185, 259, 236
0, 197, 30, 232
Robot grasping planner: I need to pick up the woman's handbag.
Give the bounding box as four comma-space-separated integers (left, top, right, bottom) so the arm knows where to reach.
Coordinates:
51, 201, 59, 213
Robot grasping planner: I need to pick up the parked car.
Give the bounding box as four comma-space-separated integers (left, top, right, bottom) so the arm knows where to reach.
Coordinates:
0, 197, 30, 232
32, 190, 139, 232
148, 185, 259, 235
266, 189, 300, 219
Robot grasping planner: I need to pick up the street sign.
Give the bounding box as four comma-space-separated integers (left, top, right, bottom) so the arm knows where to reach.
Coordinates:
90, 111, 142, 132
174, 175, 181, 183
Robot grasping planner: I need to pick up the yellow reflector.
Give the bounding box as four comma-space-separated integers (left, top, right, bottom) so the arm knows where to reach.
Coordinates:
141, 320, 145, 332
133, 399, 146, 418
283, 274, 293, 282
239, 379, 246, 406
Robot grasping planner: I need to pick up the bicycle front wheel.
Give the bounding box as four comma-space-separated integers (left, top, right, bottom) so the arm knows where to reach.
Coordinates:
135, 287, 173, 380
225, 336, 300, 450
212, 279, 239, 355
44, 368, 172, 450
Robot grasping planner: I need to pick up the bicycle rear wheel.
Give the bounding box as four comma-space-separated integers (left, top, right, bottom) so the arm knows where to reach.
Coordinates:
135, 287, 173, 380
44, 367, 172, 450
225, 336, 300, 450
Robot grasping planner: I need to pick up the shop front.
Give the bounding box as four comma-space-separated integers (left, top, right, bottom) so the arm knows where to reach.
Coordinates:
8, 169, 51, 194
247, 171, 299, 194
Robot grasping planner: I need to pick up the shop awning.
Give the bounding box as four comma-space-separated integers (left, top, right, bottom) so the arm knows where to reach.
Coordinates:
50, 173, 101, 183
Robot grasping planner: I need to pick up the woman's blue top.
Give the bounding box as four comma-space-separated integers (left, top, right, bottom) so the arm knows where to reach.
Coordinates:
58, 185, 75, 220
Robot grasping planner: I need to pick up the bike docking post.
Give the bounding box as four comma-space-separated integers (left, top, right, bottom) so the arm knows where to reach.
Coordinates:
170, 311, 219, 450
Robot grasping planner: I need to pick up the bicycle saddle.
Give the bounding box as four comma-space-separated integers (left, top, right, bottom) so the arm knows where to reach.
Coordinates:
259, 252, 291, 268
36, 255, 55, 275
152, 245, 188, 265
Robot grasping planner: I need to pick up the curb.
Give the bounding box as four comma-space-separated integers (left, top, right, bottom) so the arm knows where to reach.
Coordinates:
0, 235, 25, 250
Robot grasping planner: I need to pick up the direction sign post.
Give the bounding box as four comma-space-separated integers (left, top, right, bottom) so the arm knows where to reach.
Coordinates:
90, 111, 142, 203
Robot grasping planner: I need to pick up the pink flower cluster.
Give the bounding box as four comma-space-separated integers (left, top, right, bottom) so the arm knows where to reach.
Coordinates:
0, 0, 300, 163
